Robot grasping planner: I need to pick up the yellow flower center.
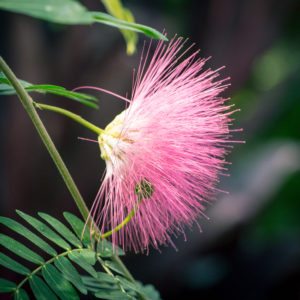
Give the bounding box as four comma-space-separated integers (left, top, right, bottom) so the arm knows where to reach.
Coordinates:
98, 110, 133, 162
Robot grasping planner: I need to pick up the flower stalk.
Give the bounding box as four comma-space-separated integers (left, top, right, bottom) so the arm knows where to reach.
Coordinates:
100, 179, 154, 239
101, 200, 140, 239
34, 102, 104, 135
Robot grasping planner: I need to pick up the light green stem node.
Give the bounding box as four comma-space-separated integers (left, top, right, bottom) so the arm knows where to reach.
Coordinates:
35, 102, 104, 135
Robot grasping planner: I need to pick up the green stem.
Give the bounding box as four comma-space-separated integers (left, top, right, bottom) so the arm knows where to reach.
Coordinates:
101, 199, 141, 239
35, 102, 103, 135
0, 56, 137, 290
101, 209, 136, 239
111, 255, 135, 282
97, 256, 133, 299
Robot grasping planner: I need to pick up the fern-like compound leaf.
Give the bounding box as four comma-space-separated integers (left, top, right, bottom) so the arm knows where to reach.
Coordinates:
0, 211, 162, 300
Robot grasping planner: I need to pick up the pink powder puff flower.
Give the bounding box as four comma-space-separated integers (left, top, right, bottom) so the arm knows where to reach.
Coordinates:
90, 37, 239, 253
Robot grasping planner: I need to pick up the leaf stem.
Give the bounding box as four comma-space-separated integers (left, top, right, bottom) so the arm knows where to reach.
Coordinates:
0, 57, 138, 291
15, 248, 83, 292
34, 102, 103, 135
97, 256, 133, 299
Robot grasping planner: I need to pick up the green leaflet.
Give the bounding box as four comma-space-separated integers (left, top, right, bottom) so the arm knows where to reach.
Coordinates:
0, 278, 17, 293
0, 252, 30, 275
0, 0, 91, 24
0, 234, 44, 264
0, 72, 98, 109
17, 210, 71, 250
82, 272, 117, 293
139, 284, 162, 300
97, 239, 125, 257
92, 12, 166, 40
75, 248, 96, 265
68, 250, 98, 277
54, 256, 87, 294
29, 275, 58, 300
94, 290, 131, 300
42, 264, 79, 300
82, 273, 162, 300
0, 216, 57, 256
39, 213, 82, 248
0, 0, 166, 41
63, 212, 92, 247
104, 260, 126, 276
97, 271, 118, 282
28, 85, 99, 109
116, 276, 142, 294
14, 289, 30, 300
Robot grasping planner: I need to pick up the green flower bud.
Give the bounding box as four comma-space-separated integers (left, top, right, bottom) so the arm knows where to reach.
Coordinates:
135, 179, 154, 200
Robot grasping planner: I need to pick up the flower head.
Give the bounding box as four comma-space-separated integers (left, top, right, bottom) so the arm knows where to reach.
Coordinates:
92, 37, 237, 253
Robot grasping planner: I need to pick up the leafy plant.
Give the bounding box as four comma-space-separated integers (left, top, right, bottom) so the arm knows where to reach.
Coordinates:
0, 0, 167, 297
0, 211, 160, 300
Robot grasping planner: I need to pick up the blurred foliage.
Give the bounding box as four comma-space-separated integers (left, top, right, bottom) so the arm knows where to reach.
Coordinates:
101, 0, 138, 55
250, 174, 300, 241
0, 0, 166, 45
232, 11, 300, 247
253, 43, 299, 92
